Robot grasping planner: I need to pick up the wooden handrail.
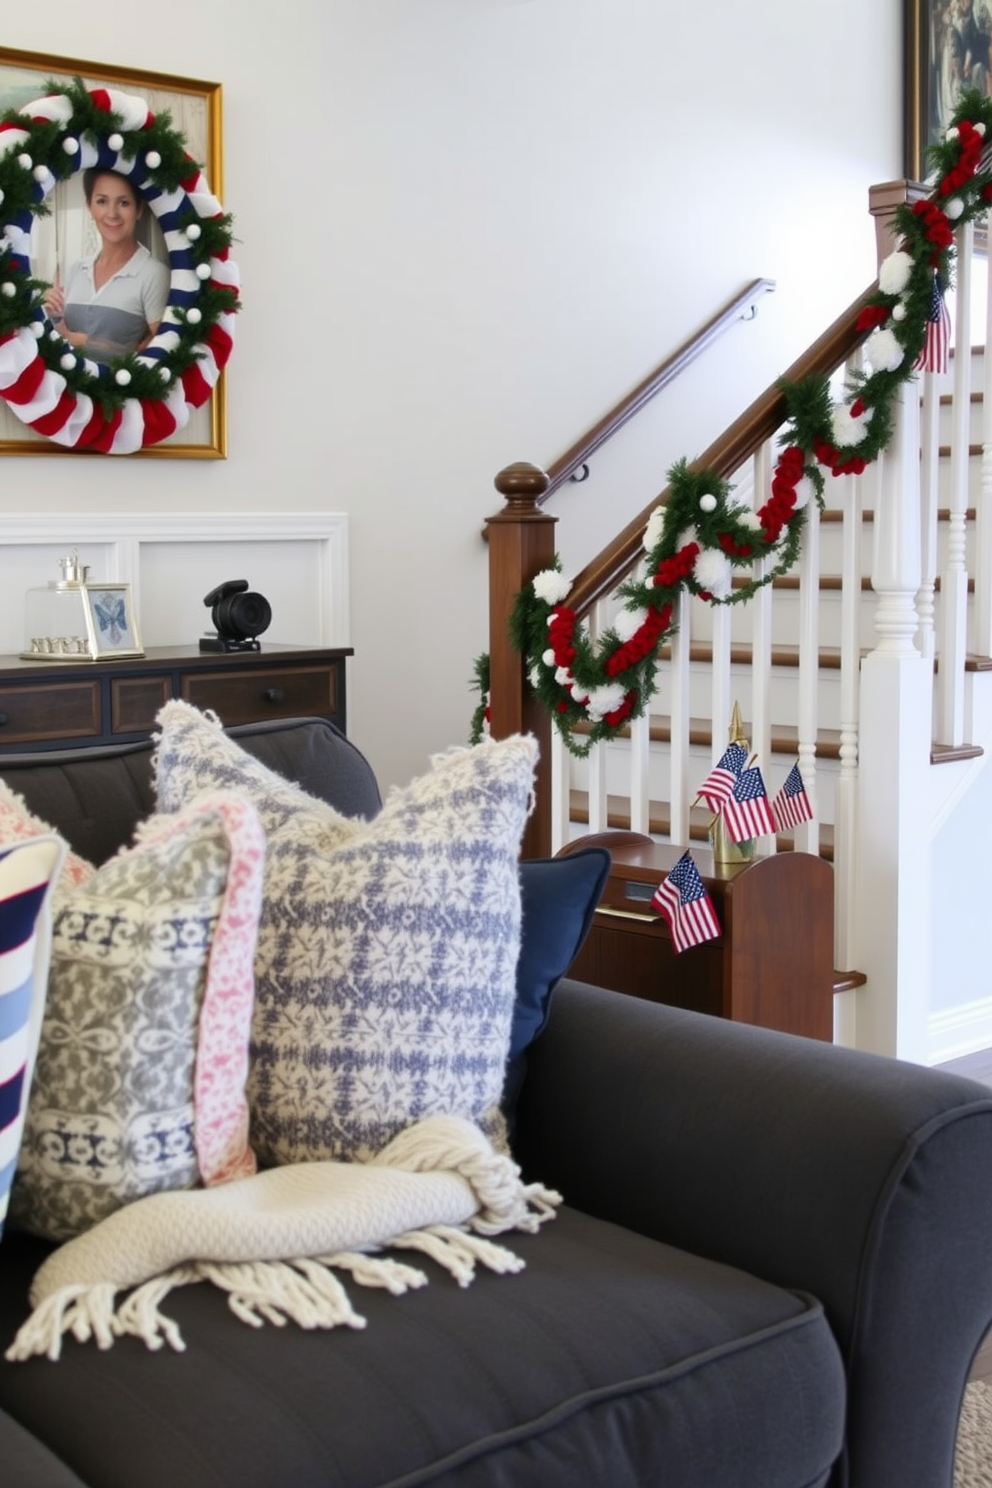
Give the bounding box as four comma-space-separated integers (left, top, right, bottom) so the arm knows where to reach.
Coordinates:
542, 278, 777, 496
564, 279, 879, 616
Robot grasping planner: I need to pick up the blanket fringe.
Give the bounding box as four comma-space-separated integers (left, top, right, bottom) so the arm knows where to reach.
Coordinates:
5, 1282, 118, 1362
318, 1250, 429, 1295
112, 1267, 199, 1352
388, 1224, 526, 1287
196, 1258, 368, 1332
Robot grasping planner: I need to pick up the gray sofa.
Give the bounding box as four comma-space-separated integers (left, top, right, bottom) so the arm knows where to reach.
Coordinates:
1, 716, 991, 1488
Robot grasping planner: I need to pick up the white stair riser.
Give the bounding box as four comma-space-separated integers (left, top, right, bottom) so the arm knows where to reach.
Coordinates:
816, 513, 978, 574
649, 661, 845, 731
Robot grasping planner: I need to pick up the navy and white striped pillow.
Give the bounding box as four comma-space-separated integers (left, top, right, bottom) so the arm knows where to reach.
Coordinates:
0, 836, 64, 1237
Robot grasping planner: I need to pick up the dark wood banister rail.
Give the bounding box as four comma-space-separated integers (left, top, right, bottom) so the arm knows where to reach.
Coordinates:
541, 278, 777, 497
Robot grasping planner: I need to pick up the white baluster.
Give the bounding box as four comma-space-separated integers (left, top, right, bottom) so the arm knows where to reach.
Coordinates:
917, 366, 941, 662
750, 443, 774, 854
794, 467, 821, 858
550, 728, 570, 855
935, 218, 973, 745
585, 600, 610, 834
628, 708, 651, 836
832, 453, 866, 1042
709, 598, 733, 754
975, 206, 992, 657
668, 587, 691, 846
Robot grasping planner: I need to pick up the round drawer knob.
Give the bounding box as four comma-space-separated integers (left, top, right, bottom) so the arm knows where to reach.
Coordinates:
263, 687, 285, 703
0, 712, 8, 727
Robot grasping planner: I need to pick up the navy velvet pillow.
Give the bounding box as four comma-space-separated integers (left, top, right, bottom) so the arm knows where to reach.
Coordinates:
504, 847, 610, 1114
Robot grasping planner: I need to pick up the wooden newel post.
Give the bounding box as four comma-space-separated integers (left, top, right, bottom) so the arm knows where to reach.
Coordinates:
868, 179, 926, 268
486, 462, 557, 859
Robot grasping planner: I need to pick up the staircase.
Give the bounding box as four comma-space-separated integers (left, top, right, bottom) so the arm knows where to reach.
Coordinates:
486, 179, 992, 1066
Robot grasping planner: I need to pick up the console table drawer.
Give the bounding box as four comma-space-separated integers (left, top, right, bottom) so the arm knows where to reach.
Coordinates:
0, 680, 101, 745
181, 664, 338, 725
111, 675, 173, 736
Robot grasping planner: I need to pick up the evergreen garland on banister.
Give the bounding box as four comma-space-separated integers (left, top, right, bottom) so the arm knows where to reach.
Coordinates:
471, 88, 992, 759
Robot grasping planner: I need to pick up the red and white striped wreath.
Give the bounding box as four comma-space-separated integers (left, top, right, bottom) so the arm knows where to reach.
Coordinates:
0, 78, 239, 453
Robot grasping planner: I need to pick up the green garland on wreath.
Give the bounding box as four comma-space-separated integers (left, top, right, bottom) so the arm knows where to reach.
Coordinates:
473, 88, 992, 759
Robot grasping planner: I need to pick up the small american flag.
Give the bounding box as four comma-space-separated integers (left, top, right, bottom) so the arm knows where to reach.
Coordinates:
722, 765, 776, 843
913, 272, 951, 375
652, 850, 721, 954
697, 741, 748, 811
772, 762, 813, 831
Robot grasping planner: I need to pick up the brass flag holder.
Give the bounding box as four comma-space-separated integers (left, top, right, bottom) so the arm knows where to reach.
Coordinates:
709, 703, 755, 866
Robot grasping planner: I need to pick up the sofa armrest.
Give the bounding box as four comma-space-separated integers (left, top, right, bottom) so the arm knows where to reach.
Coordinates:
514, 979, 992, 1488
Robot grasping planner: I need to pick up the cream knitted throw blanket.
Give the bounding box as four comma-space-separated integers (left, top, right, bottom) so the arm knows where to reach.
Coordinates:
6, 1116, 561, 1362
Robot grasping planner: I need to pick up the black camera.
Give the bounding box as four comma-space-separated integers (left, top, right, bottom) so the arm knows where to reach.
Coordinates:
199, 579, 272, 653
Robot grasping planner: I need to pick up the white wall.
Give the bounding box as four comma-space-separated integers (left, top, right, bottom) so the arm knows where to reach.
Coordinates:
0, 0, 903, 791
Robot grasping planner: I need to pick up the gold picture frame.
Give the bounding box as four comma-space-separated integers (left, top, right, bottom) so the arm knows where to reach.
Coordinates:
0, 46, 227, 458
905, 0, 992, 183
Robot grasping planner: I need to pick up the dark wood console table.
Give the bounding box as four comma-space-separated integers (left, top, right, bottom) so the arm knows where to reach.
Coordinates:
0, 645, 352, 753
565, 836, 834, 1041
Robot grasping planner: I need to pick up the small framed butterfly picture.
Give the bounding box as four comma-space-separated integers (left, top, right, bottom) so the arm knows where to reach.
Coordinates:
81, 582, 143, 660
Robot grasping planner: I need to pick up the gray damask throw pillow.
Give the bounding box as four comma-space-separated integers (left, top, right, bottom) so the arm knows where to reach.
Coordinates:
153, 702, 537, 1168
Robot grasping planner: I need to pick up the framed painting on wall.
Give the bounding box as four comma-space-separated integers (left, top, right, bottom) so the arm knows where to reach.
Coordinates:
0, 47, 228, 458
905, 0, 992, 182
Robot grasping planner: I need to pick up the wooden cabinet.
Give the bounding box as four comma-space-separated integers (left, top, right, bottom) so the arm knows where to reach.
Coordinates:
0, 645, 352, 752
566, 836, 835, 1041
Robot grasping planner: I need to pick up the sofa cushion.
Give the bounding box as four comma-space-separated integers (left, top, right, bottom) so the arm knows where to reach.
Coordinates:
0, 839, 64, 1240
155, 702, 537, 1167
9, 793, 264, 1243
0, 1403, 89, 1488
0, 1208, 845, 1488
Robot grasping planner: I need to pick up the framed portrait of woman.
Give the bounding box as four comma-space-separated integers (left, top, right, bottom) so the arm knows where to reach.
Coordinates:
906, 0, 992, 181
0, 47, 227, 458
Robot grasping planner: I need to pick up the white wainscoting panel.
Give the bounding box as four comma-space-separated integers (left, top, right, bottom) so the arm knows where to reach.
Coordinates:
0, 514, 349, 655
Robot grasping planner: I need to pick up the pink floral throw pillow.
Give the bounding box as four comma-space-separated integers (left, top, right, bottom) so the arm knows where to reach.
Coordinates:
9, 790, 265, 1244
